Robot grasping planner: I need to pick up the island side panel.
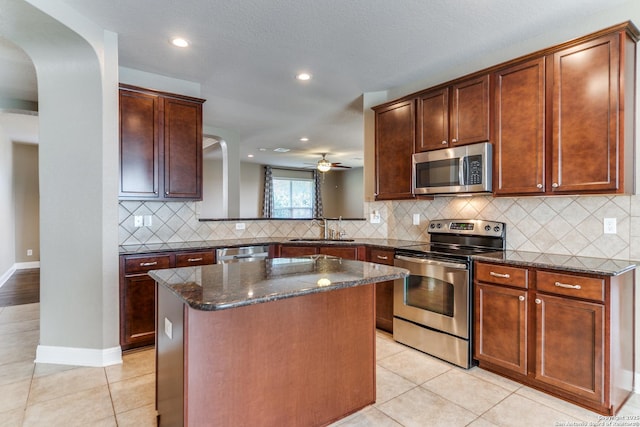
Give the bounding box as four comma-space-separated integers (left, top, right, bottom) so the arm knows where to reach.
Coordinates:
184, 284, 376, 426
156, 285, 185, 427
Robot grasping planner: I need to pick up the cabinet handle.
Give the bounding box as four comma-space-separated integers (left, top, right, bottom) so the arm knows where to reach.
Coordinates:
187, 257, 204, 262
489, 271, 510, 279
140, 261, 158, 267
518, 295, 525, 301
535, 298, 542, 304
554, 281, 581, 290
552, 183, 559, 188
441, 140, 448, 145
376, 255, 389, 260
536, 184, 543, 189
451, 138, 457, 143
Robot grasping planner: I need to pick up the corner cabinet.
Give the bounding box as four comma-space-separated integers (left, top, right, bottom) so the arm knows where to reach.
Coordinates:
494, 23, 638, 196
119, 84, 205, 201
474, 261, 635, 416
373, 100, 415, 200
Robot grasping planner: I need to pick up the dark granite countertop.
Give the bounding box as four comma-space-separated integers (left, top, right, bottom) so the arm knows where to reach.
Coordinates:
149, 256, 410, 311
119, 238, 422, 255
473, 250, 636, 276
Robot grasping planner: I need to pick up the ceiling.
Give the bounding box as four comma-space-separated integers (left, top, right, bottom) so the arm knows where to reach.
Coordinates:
0, 0, 629, 168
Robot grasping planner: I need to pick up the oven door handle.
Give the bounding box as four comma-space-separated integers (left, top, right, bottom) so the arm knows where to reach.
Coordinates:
395, 255, 468, 271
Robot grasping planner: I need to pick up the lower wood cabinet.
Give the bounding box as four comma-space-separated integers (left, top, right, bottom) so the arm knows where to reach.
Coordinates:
120, 250, 215, 351
367, 248, 395, 333
474, 261, 634, 415
275, 244, 365, 261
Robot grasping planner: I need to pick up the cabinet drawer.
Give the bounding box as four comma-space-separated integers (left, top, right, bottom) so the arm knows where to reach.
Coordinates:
175, 251, 215, 267
536, 270, 604, 302
124, 255, 172, 274
475, 262, 528, 289
369, 249, 394, 265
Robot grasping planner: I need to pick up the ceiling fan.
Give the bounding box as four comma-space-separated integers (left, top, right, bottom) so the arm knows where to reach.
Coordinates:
306, 153, 352, 172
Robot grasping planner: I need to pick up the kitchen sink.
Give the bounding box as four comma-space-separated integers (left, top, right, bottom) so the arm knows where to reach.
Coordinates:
288, 238, 355, 242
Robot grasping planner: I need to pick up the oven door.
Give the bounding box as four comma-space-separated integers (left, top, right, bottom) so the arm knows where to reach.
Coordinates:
394, 255, 470, 339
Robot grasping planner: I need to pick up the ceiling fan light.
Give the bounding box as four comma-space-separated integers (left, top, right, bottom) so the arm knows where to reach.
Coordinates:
317, 159, 332, 172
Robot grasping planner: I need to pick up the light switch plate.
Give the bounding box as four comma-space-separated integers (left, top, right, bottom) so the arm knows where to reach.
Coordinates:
412, 213, 420, 225
235, 223, 246, 230
134, 215, 143, 227
370, 210, 381, 224
143, 215, 153, 227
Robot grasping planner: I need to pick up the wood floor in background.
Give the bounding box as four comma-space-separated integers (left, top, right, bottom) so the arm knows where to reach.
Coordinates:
0, 269, 39, 307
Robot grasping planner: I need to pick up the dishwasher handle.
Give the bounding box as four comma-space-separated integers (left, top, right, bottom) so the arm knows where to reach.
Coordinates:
395, 255, 468, 271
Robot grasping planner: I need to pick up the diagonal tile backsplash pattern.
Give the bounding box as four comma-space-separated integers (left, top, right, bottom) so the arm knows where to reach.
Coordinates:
119, 194, 640, 260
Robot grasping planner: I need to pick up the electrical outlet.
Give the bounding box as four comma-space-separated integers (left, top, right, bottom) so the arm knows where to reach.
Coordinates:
412, 213, 420, 225
27, 249, 33, 256
164, 317, 173, 339
603, 218, 617, 234
235, 223, 246, 230
370, 210, 381, 224
134, 215, 143, 227
143, 215, 153, 227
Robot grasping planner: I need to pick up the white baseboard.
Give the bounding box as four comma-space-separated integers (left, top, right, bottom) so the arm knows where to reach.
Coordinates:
636, 372, 640, 393
35, 345, 122, 367
15, 261, 40, 270
0, 265, 17, 288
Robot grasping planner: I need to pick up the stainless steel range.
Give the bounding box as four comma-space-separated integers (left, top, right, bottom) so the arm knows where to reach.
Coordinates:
393, 219, 506, 368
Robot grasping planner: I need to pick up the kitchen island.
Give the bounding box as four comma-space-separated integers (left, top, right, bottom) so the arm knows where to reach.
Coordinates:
149, 256, 409, 427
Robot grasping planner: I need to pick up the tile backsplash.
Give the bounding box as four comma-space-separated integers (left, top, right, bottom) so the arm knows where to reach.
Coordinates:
119, 194, 640, 260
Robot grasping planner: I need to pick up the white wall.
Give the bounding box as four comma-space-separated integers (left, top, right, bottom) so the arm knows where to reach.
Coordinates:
0, 125, 15, 282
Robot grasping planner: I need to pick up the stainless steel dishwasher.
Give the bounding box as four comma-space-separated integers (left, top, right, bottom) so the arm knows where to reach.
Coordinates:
215, 245, 270, 263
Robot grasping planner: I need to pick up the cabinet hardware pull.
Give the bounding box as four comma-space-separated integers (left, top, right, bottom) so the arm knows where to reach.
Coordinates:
537, 184, 543, 189
552, 183, 559, 188
489, 272, 510, 279
187, 257, 204, 262
535, 298, 542, 304
554, 281, 581, 290
518, 295, 525, 301
441, 140, 447, 145
377, 255, 389, 260
140, 261, 158, 267
451, 138, 457, 143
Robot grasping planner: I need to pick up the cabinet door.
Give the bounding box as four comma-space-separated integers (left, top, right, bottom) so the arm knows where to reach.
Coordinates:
119, 89, 161, 198
369, 248, 395, 333
164, 97, 203, 199
493, 58, 546, 195
279, 245, 318, 257
451, 74, 490, 146
121, 274, 157, 349
374, 100, 415, 200
417, 87, 449, 151
551, 33, 620, 193
319, 246, 358, 260
535, 293, 604, 403
474, 283, 528, 374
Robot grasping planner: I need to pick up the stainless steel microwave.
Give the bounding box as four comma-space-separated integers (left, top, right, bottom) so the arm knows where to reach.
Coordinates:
413, 142, 492, 195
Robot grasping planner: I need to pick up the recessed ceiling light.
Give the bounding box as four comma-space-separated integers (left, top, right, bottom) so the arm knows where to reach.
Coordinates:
170, 37, 189, 48
296, 73, 312, 81
273, 148, 290, 152
300, 137, 309, 142
259, 148, 267, 152
247, 154, 254, 158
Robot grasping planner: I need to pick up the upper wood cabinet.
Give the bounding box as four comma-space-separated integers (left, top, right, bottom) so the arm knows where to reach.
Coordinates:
119, 84, 205, 201
494, 24, 637, 196
493, 57, 546, 195
373, 99, 416, 200
416, 74, 490, 152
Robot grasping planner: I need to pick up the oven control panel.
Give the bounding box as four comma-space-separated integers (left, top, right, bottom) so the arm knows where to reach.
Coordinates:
428, 219, 505, 238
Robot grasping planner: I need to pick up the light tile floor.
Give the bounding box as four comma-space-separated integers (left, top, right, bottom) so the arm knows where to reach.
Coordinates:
1, 303, 639, 427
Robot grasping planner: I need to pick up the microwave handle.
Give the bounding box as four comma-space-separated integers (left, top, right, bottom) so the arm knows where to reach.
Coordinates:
459, 156, 466, 185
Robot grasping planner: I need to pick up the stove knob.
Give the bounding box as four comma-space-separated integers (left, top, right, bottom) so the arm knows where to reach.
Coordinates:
436, 223, 442, 228
484, 225, 491, 231
494, 225, 501, 232
429, 223, 436, 229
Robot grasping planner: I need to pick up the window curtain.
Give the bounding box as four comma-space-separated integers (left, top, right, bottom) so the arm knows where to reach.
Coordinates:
263, 166, 273, 218
313, 170, 323, 218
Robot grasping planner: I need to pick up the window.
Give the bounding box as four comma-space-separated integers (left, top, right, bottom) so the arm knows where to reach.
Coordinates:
272, 177, 314, 218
